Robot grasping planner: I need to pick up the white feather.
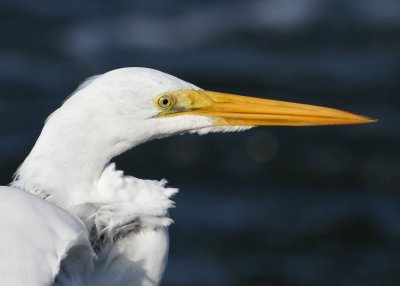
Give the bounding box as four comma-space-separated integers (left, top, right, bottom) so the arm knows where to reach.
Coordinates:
3, 67, 254, 285
0, 187, 93, 286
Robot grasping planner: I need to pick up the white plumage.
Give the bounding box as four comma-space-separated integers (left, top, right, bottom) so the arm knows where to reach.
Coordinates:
0, 187, 93, 286
1, 67, 374, 285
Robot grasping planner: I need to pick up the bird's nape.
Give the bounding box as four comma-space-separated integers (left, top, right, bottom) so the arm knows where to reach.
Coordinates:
154, 89, 377, 126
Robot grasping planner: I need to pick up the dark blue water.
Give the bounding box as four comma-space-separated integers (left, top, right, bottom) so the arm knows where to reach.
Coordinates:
1, 0, 399, 285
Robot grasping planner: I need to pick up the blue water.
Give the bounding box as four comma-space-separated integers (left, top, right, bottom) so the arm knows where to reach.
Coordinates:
0, 0, 399, 285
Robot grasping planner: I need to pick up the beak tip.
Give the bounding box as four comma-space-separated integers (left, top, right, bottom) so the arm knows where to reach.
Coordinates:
363, 116, 378, 124
349, 113, 377, 124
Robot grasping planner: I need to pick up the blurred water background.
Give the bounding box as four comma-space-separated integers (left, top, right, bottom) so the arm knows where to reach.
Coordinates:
1, 0, 399, 285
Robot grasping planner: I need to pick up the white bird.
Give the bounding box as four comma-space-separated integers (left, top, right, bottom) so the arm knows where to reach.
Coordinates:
0, 67, 375, 286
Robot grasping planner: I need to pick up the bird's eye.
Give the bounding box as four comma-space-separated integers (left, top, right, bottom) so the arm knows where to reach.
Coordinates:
156, 94, 175, 110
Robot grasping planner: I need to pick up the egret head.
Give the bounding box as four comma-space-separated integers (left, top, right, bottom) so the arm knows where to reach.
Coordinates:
54, 67, 375, 149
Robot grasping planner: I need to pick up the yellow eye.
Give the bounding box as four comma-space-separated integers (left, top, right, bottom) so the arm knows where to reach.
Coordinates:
156, 94, 175, 110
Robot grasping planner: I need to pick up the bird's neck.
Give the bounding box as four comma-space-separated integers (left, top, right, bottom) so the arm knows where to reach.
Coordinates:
11, 114, 133, 207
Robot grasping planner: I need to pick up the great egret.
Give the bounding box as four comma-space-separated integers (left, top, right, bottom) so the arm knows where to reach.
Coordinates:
0, 68, 375, 286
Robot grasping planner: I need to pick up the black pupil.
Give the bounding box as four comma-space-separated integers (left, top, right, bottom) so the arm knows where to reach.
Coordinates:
162, 98, 169, 106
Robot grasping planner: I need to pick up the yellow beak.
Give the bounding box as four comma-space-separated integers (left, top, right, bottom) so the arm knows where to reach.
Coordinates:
155, 90, 377, 126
